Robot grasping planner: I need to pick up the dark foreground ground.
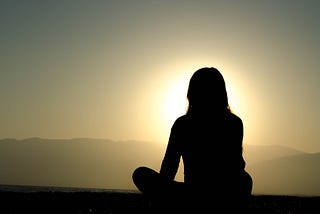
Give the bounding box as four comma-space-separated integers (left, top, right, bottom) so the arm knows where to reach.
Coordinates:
1, 190, 319, 214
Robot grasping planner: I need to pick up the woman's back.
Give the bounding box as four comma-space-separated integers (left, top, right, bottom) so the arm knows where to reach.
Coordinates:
167, 111, 246, 192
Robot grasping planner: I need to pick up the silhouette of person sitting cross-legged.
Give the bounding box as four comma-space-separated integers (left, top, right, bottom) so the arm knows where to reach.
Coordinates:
132, 67, 253, 213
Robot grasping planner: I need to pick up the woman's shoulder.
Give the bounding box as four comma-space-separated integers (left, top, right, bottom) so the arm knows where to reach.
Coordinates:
172, 112, 243, 126
173, 114, 189, 124
171, 114, 191, 128
227, 112, 243, 127
228, 112, 241, 120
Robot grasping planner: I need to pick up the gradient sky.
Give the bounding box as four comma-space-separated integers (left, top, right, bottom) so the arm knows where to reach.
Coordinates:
1, 0, 320, 152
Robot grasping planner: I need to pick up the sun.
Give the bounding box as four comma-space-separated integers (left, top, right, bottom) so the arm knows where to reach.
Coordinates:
160, 73, 243, 128
152, 63, 252, 146
225, 82, 243, 117
161, 76, 189, 128
164, 83, 188, 120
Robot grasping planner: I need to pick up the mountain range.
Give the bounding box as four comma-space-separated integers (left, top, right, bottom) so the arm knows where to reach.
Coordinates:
0, 138, 319, 196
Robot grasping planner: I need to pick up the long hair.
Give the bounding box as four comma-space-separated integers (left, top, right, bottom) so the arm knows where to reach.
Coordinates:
186, 67, 231, 115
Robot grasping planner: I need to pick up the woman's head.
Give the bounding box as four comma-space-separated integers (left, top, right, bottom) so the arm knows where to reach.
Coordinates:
187, 67, 230, 114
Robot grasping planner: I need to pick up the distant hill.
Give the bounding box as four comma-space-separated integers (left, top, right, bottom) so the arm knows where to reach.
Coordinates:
243, 144, 305, 165
246, 152, 320, 196
0, 138, 319, 196
243, 144, 320, 196
0, 138, 165, 190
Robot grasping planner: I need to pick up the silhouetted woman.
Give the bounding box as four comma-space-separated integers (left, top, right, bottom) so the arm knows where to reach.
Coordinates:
132, 67, 253, 212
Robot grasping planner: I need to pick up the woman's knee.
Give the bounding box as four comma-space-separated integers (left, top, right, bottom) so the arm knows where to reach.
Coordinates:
132, 166, 160, 192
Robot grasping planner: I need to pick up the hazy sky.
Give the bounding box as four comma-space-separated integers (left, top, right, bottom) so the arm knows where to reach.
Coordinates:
1, 0, 320, 152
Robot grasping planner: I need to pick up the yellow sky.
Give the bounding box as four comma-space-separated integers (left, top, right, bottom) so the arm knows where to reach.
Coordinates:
0, 0, 320, 152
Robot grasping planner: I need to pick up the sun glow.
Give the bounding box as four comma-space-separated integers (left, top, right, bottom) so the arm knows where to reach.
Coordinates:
160, 75, 190, 130
155, 64, 249, 144
161, 76, 244, 121
165, 83, 188, 122
226, 84, 242, 116
160, 75, 245, 129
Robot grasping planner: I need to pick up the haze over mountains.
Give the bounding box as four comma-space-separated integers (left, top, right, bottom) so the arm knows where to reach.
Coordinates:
0, 138, 319, 196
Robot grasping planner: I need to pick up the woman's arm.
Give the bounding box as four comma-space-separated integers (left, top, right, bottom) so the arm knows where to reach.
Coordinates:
159, 119, 183, 180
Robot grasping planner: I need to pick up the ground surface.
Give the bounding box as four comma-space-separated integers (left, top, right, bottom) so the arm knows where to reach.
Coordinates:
1, 190, 319, 213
